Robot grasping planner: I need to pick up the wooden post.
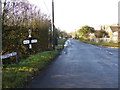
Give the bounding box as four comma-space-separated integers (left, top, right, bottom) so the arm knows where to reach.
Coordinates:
52, 0, 55, 50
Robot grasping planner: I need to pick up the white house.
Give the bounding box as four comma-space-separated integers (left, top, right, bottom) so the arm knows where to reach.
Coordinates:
89, 33, 96, 39
105, 26, 119, 42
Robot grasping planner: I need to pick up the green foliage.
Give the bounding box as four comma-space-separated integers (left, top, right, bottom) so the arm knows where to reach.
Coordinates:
80, 39, 119, 47
2, 0, 52, 64
94, 30, 108, 38
57, 39, 67, 45
57, 30, 68, 38
3, 51, 59, 88
77, 25, 95, 38
55, 39, 67, 50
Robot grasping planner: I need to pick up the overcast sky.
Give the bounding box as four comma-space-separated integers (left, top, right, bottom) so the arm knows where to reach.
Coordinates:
28, 0, 119, 33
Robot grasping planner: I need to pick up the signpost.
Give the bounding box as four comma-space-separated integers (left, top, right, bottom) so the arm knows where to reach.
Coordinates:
1, 29, 37, 65
23, 29, 38, 54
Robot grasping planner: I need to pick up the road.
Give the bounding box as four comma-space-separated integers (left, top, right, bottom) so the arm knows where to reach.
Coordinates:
27, 39, 118, 88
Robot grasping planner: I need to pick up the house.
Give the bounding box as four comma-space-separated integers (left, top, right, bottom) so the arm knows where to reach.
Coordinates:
105, 26, 120, 42
89, 33, 96, 39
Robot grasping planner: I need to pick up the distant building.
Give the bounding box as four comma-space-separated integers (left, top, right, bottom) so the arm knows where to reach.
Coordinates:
89, 33, 96, 39
105, 26, 119, 42
88, 25, 119, 43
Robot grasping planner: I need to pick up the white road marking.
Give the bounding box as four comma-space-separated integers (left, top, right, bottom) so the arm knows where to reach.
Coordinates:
108, 52, 113, 55
90, 44, 114, 55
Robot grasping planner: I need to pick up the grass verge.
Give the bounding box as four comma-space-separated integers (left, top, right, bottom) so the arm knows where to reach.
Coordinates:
3, 39, 67, 88
55, 39, 67, 50
58, 39, 67, 45
79, 39, 120, 48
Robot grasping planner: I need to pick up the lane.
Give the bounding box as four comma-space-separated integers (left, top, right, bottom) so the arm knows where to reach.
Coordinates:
27, 39, 118, 88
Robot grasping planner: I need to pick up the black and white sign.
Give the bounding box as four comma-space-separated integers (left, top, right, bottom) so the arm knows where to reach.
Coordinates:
23, 40, 30, 44
2, 52, 17, 59
23, 29, 38, 49
23, 39, 37, 44
31, 39, 37, 43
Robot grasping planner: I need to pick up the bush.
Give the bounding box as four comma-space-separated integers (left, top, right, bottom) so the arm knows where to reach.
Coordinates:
94, 30, 108, 38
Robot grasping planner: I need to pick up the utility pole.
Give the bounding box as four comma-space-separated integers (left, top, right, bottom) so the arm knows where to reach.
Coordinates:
118, 2, 120, 43
52, 0, 55, 50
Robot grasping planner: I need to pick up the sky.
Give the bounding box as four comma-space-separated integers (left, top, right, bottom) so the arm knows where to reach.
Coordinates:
28, 0, 119, 33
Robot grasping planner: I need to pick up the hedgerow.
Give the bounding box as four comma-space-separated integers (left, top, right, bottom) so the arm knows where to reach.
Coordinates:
2, 0, 52, 64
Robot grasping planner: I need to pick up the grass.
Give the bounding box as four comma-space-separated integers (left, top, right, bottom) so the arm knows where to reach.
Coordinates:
3, 39, 67, 88
79, 39, 119, 48
58, 39, 66, 45
3, 51, 59, 88
55, 39, 67, 50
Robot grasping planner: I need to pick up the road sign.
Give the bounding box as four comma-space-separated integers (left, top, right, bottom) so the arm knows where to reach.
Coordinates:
2, 52, 17, 59
31, 39, 37, 43
23, 40, 30, 44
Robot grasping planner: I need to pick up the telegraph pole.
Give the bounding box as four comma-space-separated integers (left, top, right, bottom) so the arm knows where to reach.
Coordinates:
52, 0, 55, 50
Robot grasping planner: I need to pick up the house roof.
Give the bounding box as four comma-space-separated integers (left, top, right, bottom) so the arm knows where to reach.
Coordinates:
110, 26, 120, 32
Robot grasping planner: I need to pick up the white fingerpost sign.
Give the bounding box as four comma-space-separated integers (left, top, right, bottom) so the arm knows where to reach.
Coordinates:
31, 39, 38, 43
23, 29, 38, 53
23, 40, 30, 44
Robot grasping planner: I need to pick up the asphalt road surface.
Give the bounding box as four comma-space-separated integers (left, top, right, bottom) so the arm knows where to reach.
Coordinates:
27, 39, 118, 88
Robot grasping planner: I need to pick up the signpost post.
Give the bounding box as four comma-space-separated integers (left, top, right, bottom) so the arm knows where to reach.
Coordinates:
23, 29, 38, 54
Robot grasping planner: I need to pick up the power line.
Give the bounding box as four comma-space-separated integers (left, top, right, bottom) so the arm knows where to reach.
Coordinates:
42, 0, 51, 15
